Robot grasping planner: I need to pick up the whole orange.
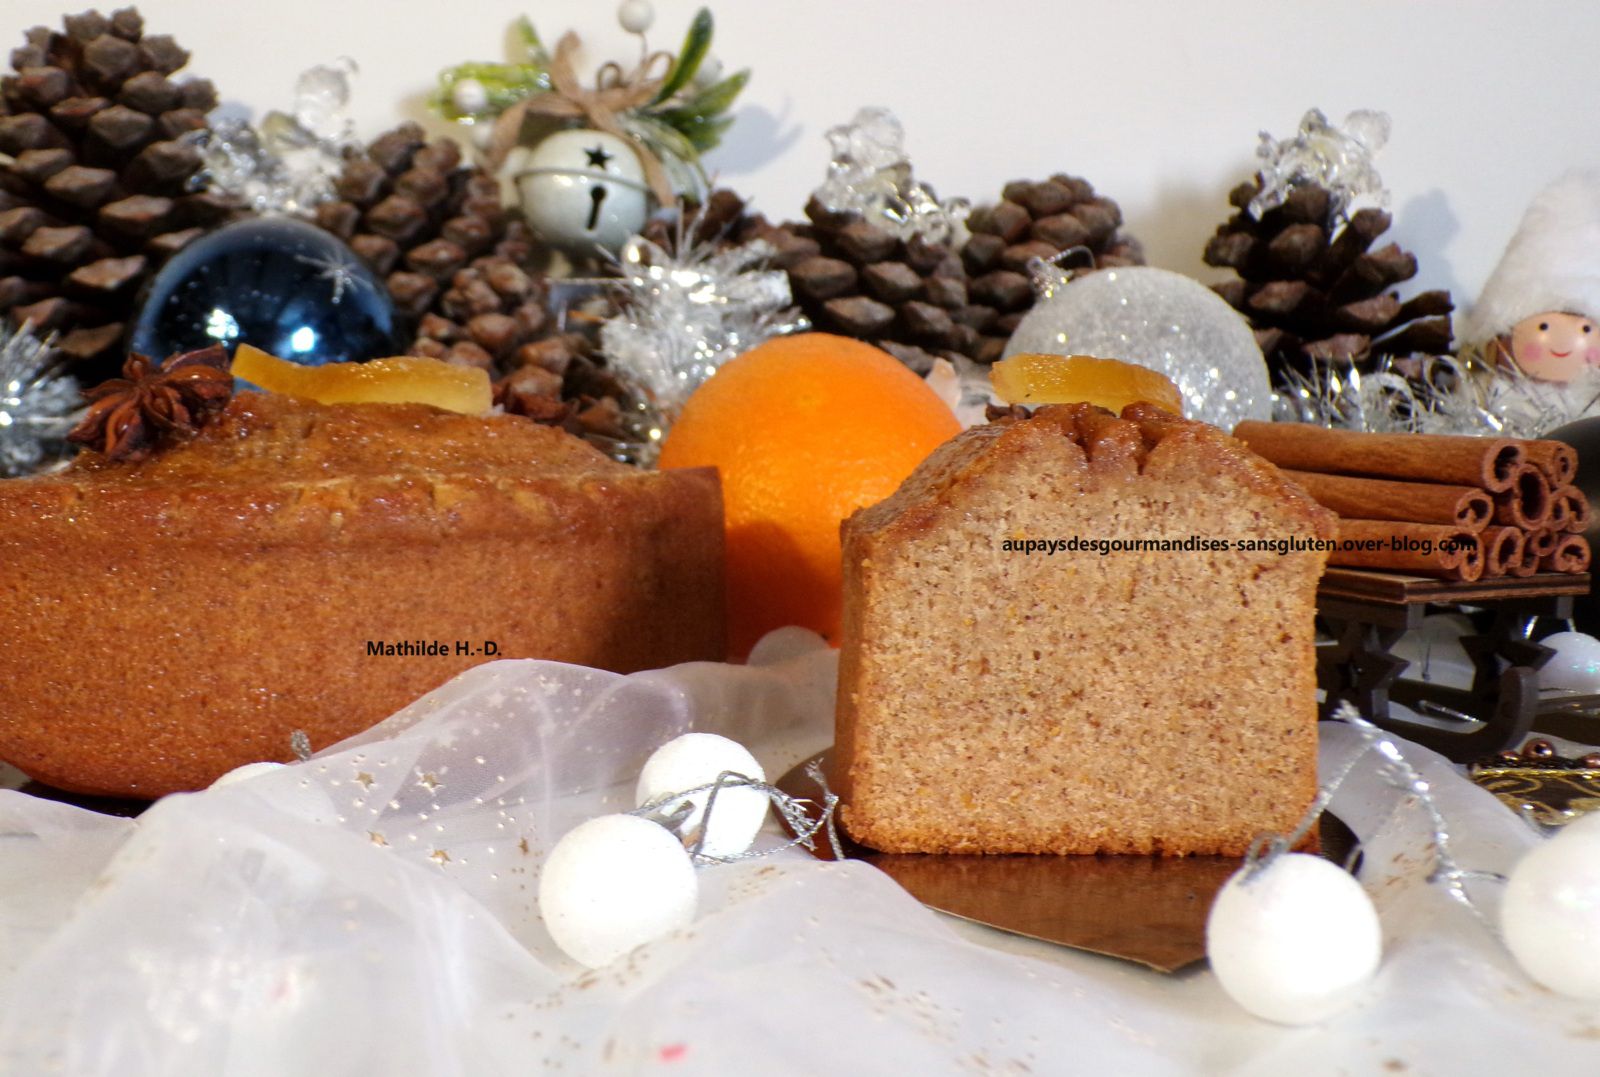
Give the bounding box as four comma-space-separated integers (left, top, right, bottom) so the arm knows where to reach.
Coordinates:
658, 333, 961, 659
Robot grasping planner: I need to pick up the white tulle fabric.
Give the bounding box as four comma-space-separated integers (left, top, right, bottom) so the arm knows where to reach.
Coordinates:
2, 628, 1596, 1074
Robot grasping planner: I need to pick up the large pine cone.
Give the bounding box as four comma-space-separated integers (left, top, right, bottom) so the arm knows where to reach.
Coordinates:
1204, 179, 1453, 380
780, 195, 984, 373
0, 7, 228, 376
963, 174, 1144, 363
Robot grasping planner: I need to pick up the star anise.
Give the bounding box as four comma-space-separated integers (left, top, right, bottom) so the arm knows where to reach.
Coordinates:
67, 345, 234, 461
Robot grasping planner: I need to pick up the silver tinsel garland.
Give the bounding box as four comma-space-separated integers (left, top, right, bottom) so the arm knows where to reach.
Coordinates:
0, 323, 81, 478
1274, 348, 1600, 439
600, 227, 808, 463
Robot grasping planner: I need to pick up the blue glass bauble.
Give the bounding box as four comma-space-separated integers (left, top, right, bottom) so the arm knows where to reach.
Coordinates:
129, 217, 399, 366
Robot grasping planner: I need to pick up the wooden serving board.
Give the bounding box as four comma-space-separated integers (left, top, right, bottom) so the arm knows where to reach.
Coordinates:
778, 750, 1357, 974
1318, 568, 1590, 606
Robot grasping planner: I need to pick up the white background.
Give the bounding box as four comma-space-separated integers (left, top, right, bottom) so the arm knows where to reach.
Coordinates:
9, 0, 1600, 326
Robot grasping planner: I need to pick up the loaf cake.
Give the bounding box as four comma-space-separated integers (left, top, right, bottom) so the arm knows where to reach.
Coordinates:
0, 392, 724, 797
834, 402, 1334, 855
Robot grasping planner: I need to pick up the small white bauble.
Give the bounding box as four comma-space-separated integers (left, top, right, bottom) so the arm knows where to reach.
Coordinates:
637, 733, 768, 858
450, 77, 488, 115
617, 0, 655, 34
505, 128, 651, 255
1538, 631, 1600, 692
1206, 852, 1382, 1025
1502, 826, 1600, 998
539, 814, 698, 967
210, 761, 287, 788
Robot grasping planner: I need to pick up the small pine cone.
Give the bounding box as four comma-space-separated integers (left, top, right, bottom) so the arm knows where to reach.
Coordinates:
491, 333, 636, 451
494, 364, 572, 425
963, 174, 1144, 363
408, 249, 553, 371
1203, 178, 1454, 381
773, 194, 982, 370
0, 7, 230, 378
312, 122, 536, 343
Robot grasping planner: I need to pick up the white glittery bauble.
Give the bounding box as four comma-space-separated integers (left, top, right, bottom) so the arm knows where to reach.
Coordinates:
1206, 853, 1381, 1025
1538, 630, 1600, 692
1502, 825, 1600, 998
637, 733, 768, 858
1003, 267, 1272, 430
539, 814, 698, 968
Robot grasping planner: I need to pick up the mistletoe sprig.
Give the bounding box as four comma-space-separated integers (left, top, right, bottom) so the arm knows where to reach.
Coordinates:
431, 7, 747, 195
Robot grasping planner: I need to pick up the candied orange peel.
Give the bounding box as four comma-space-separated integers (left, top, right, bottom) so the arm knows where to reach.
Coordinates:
990, 353, 1184, 415
232, 344, 493, 415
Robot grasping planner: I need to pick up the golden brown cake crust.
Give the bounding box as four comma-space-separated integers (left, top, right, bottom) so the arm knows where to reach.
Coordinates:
0, 394, 725, 797
835, 403, 1334, 856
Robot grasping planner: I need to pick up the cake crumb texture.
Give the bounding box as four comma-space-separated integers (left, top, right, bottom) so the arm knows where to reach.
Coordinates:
834, 402, 1333, 855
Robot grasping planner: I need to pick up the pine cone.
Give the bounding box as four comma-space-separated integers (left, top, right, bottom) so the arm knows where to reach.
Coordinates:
492, 334, 637, 447
0, 7, 228, 377
409, 251, 554, 371
311, 121, 538, 349
1203, 179, 1453, 381
636, 188, 803, 256
780, 195, 982, 373
962, 174, 1144, 363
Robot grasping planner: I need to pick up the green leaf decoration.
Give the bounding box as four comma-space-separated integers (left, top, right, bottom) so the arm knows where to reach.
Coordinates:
651, 7, 714, 106
626, 113, 709, 195
430, 60, 550, 122
514, 15, 549, 65
683, 69, 748, 121
649, 69, 746, 152
429, 8, 746, 194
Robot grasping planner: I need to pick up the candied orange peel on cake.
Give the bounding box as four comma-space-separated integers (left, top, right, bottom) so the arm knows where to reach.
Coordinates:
990, 353, 1184, 415
233, 343, 493, 414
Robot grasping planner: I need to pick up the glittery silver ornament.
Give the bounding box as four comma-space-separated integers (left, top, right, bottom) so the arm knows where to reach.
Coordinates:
0, 323, 80, 478
1251, 108, 1390, 224
600, 227, 809, 462
813, 107, 968, 244
1002, 266, 1271, 429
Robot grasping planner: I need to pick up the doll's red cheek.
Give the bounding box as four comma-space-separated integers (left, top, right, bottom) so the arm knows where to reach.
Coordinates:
1518, 343, 1546, 364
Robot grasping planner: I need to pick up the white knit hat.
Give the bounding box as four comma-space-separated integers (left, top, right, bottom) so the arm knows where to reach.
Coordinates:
1464, 171, 1600, 344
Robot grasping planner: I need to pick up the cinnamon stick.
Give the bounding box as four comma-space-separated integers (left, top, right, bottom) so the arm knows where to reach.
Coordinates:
1329, 519, 1484, 581
1512, 537, 1541, 577
1233, 422, 1524, 492
1553, 485, 1593, 533
1490, 464, 1551, 529
1521, 439, 1578, 488
1541, 533, 1592, 574
1281, 470, 1492, 532
1529, 528, 1560, 558
1549, 494, 1571, 533
1481, 526, 1524, 577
